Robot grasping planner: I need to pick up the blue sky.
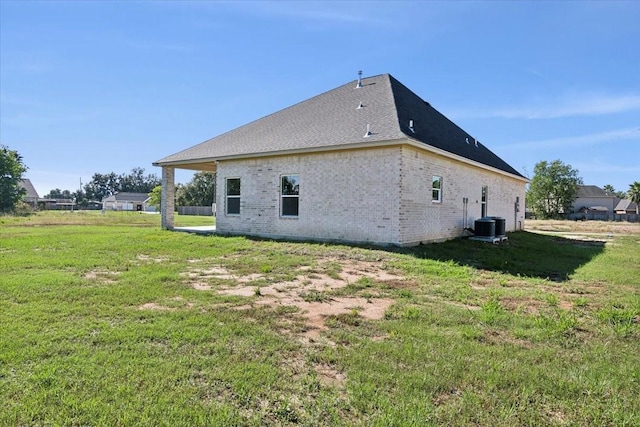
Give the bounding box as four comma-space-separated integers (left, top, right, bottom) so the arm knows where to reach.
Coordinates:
1, 1, 639, 196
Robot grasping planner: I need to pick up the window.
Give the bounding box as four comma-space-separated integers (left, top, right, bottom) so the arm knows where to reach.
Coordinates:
481, 185, 488, 217
432, 176, 442, 203
226, 178, 240, 215
280, 175, 299, 217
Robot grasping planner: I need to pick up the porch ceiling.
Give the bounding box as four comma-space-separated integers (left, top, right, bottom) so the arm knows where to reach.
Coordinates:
161, 161, 216, 172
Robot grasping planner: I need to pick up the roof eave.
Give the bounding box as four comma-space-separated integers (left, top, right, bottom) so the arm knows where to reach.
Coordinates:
154, 137, 530, 184
404, 136, 530, 183
152, 138, 407, 168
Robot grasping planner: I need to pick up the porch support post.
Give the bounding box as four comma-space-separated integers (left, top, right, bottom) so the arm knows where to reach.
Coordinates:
161, 166, 175, 229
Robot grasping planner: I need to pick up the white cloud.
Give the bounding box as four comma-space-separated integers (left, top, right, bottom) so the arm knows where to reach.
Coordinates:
573, 160, 640, 174
495, 127, 640, 150
452, 93, 640, 120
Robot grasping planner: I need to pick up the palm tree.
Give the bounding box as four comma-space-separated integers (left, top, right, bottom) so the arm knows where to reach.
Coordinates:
629, 181, 640, 215
603, 184, 615, 195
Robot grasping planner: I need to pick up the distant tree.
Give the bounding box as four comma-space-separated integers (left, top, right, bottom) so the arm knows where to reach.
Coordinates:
176, 172, 216, 206
84, 172, 119, 202
82, 168, 160, 202
527, 160, 582, 219
147, 185, 162, 210
118, 167, 161, 193
602, 184, 626, 199
629, 181, 640, 215
0, 145, 28, 212
72, 189, 89, 208
45, 188, 74, 199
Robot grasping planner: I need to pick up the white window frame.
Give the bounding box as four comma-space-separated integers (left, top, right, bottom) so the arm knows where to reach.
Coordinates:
280, 174, 299, 218
432, 176, 442, 203
481, 185, 488, 217
225, 177, 241, 216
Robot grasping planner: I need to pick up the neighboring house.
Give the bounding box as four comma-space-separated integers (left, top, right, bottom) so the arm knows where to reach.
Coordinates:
18, 179, 40, 207
615, 199, 638, 215
571, 185, 618, 219
39, 198, 77, 210
154, 73, 528, 246
102, 192, 150, 211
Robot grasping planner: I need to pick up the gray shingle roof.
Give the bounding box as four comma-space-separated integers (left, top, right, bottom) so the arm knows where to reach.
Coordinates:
576, 185, 612, 198
18, 179, 39, 200
154, 74, 524, 179
102, 192, 149, 203
614, 199, 638, 212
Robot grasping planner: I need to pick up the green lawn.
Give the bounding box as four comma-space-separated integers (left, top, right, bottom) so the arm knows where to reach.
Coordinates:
1, 212, 639, 426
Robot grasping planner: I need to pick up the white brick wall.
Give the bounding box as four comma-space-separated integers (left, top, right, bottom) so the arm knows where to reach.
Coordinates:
215, 143, 526, 246
399, 146, 526, 245
216, 146, 402, 245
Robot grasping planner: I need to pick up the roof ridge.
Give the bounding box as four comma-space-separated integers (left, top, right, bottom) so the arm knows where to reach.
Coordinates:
154, 73, 525, 180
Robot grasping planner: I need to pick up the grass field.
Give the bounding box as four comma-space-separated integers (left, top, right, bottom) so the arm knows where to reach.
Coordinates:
1, 212, 639, 426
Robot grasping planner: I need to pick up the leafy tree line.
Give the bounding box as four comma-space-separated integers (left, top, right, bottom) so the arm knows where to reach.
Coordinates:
602, 184, 627, 199
527, 159, 640, 218
2, 145, 637, 216
147, 172, 216, 210
45, 167, 161, 208
527, 160, 583, 219
45, 169, 216, 210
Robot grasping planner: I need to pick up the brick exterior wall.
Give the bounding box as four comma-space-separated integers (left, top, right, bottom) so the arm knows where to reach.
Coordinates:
161, 166, 175, 229
399, 146, 526, 245
215, 142, 526, 246
216, 146, 402, 245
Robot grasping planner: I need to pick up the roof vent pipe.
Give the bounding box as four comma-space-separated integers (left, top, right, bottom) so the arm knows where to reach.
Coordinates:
474, 138, 478, 147
409, 120, 415, 133
466, 137, 469, 144
356, 70, 363, 88
357, 101, 364, 109
364, 123, 371, 137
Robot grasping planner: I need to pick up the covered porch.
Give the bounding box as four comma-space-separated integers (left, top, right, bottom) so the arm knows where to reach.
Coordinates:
157, 160, 217, 230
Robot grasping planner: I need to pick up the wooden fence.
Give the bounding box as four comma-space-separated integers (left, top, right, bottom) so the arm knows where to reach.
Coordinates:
177, 205, 215, 216
566, 213, 639, 222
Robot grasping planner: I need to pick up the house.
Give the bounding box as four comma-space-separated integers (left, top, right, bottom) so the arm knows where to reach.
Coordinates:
571, 185, 618, 220
39, 198, 77, 211
102, 192, 150, 211
615, 199, 638, 215
153, 73, 528, 246
18, 179, 40, 208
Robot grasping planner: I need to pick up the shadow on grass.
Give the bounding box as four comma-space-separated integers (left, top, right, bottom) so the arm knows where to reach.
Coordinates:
185, 229, 606, 283
395, 231, 606, 282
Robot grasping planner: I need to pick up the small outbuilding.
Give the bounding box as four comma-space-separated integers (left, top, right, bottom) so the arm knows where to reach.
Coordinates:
102, 192, 150, 212
154, 73, 528, 246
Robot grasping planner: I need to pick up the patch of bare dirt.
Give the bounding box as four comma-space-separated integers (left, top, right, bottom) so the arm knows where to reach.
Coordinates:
259, 297, 394, 342
186, 258, 405, 343
558, 300, 573, 310
137, 297, 195, 311
446, 301, 480, 311
500, 296, 544, 315
136, 254, 170, 263
84, 269, 120, 284
314, 363, 347, 388
481, 329, 533, 349
138, 302, 173, 311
